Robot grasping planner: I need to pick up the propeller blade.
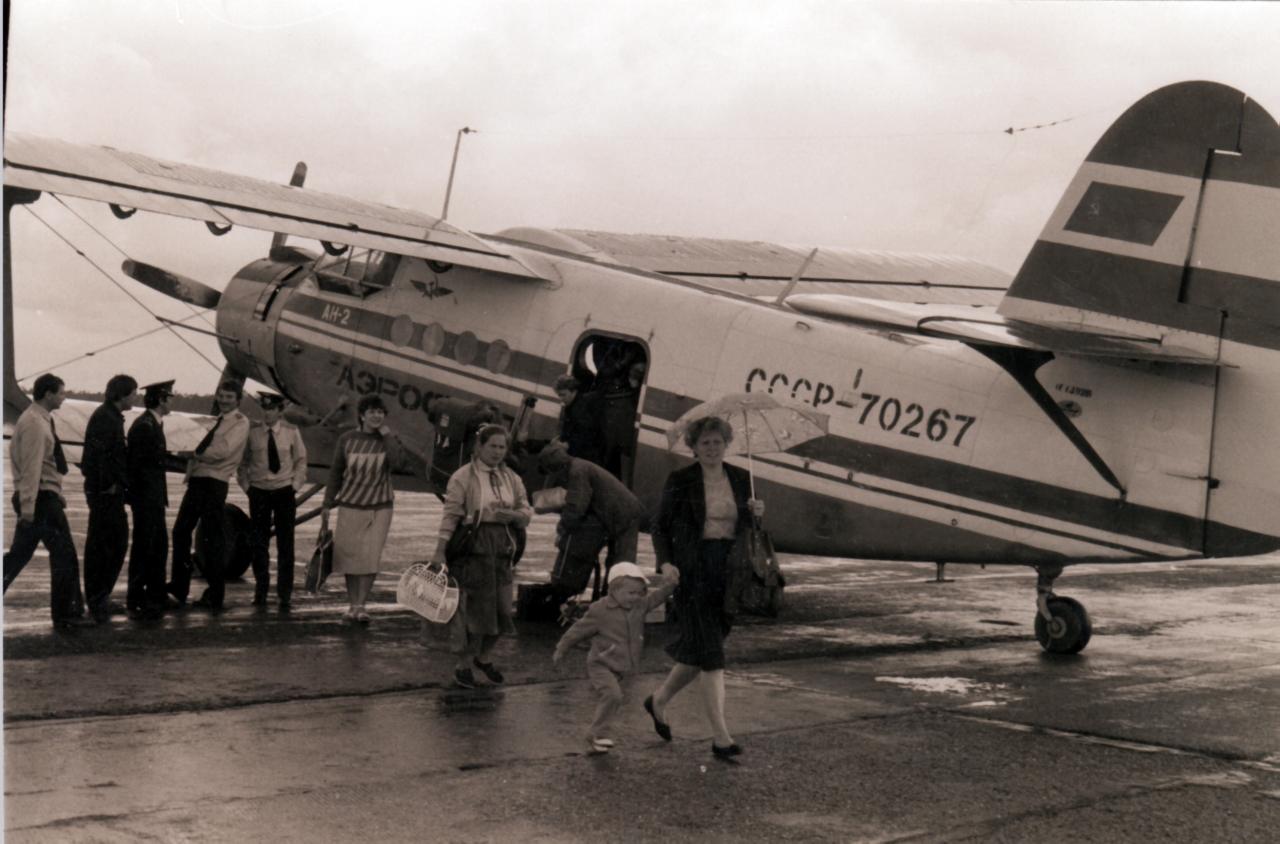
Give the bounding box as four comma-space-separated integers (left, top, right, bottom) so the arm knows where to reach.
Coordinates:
121, 259, 221, 308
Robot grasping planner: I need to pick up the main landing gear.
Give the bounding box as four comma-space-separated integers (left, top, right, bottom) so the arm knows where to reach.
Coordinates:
1033, 565, 1092, 654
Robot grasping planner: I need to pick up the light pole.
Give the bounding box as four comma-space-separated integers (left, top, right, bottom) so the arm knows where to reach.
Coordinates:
441, 127, 475, 220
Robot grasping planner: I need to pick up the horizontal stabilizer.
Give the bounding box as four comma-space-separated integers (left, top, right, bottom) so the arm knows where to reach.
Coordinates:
784, 293, 1221, 364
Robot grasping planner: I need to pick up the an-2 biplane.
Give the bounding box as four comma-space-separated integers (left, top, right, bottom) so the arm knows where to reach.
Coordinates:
5, 81, 1279, 653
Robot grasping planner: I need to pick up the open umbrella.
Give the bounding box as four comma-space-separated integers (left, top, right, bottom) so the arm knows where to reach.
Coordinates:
666, 392, 830, 497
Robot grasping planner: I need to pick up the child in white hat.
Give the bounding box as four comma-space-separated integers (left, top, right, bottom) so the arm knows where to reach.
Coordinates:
553, 562, 678, 753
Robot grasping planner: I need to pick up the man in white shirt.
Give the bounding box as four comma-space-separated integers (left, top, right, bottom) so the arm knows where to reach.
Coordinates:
3, 373, 93, 627
169, 380, 250, 611
237, 392, 307, 610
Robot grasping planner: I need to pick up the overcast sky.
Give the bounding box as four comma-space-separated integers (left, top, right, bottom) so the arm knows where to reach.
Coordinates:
5, 0, 1280, 392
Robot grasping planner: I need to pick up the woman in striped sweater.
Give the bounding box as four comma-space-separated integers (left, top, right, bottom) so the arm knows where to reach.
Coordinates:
321, 395, 410, 623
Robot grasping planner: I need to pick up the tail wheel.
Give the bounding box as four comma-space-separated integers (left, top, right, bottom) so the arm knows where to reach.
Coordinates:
193, 503, 254, 581
1034, 596, 1092, 654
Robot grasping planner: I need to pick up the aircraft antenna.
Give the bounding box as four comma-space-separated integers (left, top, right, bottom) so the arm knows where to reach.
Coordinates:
775, 248, 819, 306
441, 127, 476, 220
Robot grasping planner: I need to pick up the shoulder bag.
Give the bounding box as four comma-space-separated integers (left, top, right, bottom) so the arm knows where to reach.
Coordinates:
445, 509, 483, 565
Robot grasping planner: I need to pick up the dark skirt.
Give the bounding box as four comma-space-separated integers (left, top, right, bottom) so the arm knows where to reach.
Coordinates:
665, 538, 736, 671
455, 523, 517, 641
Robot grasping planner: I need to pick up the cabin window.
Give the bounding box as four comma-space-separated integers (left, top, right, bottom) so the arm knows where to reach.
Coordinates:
314, 250, 401, 298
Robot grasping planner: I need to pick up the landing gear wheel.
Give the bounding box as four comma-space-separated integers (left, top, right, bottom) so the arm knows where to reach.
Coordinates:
1034, 596, 1092, 654
193, 503, 254, 580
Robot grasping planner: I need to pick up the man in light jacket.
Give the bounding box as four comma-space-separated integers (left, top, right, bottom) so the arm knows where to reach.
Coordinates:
170, 380, 250, 611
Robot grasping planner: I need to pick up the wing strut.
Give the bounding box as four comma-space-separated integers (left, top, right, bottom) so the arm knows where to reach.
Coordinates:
969, 344, 1126, 498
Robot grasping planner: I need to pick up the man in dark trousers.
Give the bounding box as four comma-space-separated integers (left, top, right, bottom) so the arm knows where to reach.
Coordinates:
538, 442, 647, 602
237, 392, 307, 611
126, 380, 174, 620
170, 380, 250, 612
81, 373, 137, 623
3, 373, 93, 627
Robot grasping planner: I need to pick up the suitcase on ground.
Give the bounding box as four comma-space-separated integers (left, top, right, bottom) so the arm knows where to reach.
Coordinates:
516, 582, 564, 623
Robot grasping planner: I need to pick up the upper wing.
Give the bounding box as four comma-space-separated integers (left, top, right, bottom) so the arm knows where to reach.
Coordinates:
3, 132, 537, 279
492, 228, 1010, 305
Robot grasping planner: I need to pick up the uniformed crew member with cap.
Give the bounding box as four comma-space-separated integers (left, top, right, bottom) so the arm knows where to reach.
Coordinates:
237, 392, 307, 610
3, 373, 93, 627
170, 379, 250, 611
127, 379, 174, 619
81, 373, 137, 623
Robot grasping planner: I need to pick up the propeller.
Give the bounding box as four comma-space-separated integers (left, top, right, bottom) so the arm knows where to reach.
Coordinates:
121, 259, 222, 308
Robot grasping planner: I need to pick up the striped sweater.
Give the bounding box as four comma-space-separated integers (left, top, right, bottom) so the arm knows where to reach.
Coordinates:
323, 428, 410, 509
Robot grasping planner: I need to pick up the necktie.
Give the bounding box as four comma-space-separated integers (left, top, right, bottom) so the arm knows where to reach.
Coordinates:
49, 418, 68, 475
267, 428, 281, 473
195, 416, 222, 455
488, 469, 504, 504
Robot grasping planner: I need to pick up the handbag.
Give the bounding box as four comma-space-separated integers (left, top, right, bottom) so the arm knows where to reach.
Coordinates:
531, 486, 568, 514
397, 563, 460, 623
724, 517, 786, 619
304, 526, 333, 594
444, 510, 482, 565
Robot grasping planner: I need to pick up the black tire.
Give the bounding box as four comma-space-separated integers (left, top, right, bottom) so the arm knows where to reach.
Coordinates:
1034, 596, 1092, 654
194, 503, 254, 581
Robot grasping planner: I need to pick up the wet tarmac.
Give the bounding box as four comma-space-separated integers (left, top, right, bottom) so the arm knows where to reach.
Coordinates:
5, 459, 1280, 841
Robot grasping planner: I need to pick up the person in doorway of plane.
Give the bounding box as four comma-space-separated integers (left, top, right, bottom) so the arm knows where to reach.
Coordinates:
553, 374, 607, 468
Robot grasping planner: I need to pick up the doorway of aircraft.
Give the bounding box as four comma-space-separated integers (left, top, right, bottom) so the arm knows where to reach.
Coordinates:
568, 333, 649, 488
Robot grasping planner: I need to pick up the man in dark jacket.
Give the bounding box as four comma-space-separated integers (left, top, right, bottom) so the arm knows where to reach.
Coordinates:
81, 374, 137, 623
554, 375, 607, 468
126, 380, 174, 619
538, 442, 647, 600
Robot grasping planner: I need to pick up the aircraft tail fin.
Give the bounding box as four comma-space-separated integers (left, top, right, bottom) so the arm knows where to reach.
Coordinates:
997, 81, 1280, 361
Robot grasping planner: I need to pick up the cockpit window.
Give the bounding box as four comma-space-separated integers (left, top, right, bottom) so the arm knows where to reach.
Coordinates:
314, 249, 401, 297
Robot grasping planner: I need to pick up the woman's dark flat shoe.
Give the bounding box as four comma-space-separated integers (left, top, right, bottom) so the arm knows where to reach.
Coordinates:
644, 695, 672, 741
712, 743, 743, 760
473, 658, 504, 684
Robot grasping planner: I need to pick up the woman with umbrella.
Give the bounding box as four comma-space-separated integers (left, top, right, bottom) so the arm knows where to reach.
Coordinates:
644, 415, 763, 761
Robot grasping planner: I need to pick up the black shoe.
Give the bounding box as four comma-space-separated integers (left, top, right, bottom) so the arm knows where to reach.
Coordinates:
166, 592, 187, 608
712, 743, 743, 761
473, 658, 504, 684
251, 593, 268, 607
53, 616, 97, 629
103, 601, 126, 616
278, 601, 292, 612
453, 668, 476, 689
191, 598, 224, 612
644, 696, 672, 742
128, 607, 161, 622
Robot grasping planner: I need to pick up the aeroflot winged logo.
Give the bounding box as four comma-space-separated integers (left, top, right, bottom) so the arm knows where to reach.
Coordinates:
409, 277, 453, 299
